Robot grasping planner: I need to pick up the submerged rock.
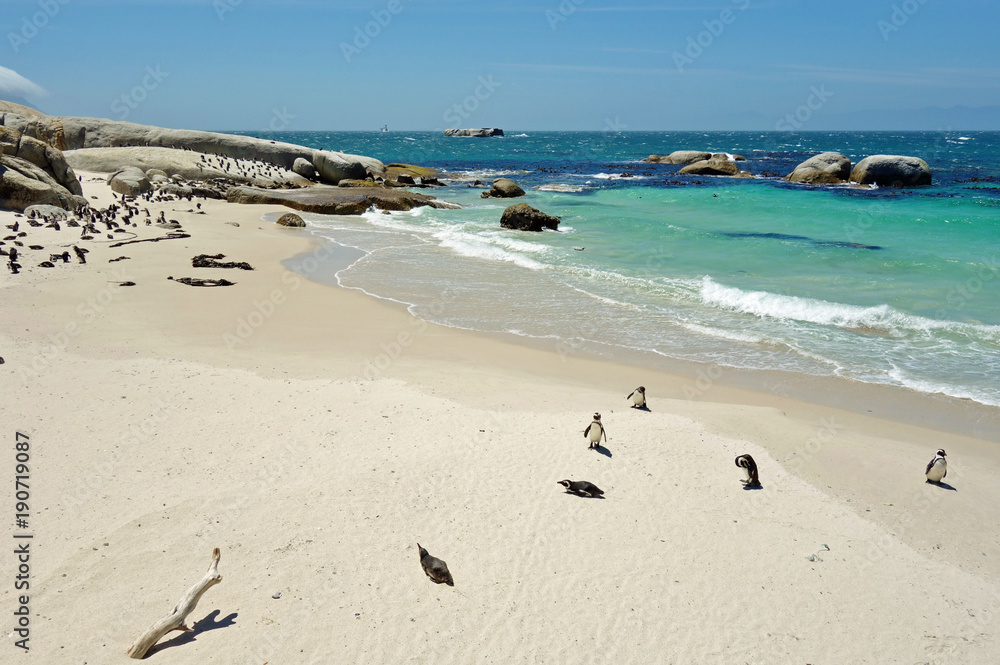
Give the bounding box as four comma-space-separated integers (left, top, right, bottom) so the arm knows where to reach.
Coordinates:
500, 203, 559, 232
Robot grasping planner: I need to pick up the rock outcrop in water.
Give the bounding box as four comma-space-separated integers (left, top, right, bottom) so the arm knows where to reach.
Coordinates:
785, 152, 852, 185
444, 128, 504, 137
849, 155, 932, 187
679, 158, 740, 176
647, 150, 711, 165
500, 203, 559, 232
481, 178, 525, 199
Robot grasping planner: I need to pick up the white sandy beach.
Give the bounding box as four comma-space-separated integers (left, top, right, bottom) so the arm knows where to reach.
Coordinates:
2, 174, 999, 663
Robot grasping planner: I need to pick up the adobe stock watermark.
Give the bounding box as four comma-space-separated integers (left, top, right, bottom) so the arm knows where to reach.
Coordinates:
546, 0, 585, 30
8, 0, 70, 53
269, 106, 295, 131
938, 256, 1000, 316
340, 0, 409, 63
442, 75, 502, 126
878, 0, 931, 42
110, 65, 169, 121
673, 0, 751, 72
774, 84, 833, 131
214, 0, 243, 21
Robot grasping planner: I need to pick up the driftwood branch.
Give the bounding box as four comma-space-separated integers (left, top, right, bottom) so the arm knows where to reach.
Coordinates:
126, 547, 223, 659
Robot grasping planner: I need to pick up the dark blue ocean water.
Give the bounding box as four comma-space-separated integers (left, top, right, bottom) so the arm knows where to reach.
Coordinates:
238, 130, 1000, 407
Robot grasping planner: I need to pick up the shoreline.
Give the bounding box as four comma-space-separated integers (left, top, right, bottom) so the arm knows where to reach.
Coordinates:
282, 226, 1000, 444
3, 172, 999, 663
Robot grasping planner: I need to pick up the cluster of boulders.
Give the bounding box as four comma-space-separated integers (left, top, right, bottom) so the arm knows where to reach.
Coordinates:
645, 145, 933, 187
0, 100, 461, 216
645, 150, 751, 178
785, 152, 932, 187
646, 150, 746, 165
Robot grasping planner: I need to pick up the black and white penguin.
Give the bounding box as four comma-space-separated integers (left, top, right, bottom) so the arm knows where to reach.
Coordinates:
417, 544, 454, 586
583, 413, 606, 449
626, 386, 646, 409
735, 454, 760, 487
925, 449, 947, 483
557, 480, 604, 497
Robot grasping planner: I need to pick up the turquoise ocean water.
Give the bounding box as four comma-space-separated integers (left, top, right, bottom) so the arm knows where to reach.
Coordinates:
238, 130, 1000, 407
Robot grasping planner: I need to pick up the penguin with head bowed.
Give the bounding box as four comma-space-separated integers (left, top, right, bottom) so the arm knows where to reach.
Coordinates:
626, 386, 647, 409
417, 544, 454, 586
925, 449, 947, 484
735, 454, 760, 487
583, 413, 606, 449
558, 479, 604, 498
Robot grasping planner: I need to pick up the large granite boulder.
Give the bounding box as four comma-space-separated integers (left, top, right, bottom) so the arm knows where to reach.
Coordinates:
313, 150, 370, 184
276, 213, 306, 227
660, 150, 712, 165
785, 152, 851, 184
444, 128, 504, 137
227, 185, 460, 215
292, 157, 316, 179
481, 178, 525, 199
0, 107, 384, 185
0, 126, 87, 212
500, 203, 559, 232
64, 146, 312, 188
107, 166, 151, 196
679, 159, 739, 176
850, 155, 932, 187
0, 126, 83, 195
0, 157, 87, 211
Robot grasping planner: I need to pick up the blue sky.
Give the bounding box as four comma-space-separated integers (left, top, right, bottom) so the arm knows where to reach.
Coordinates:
2, 0, 999, 130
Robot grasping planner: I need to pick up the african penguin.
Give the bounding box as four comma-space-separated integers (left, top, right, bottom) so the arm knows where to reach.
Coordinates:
626, 386, 646, 409
417, 544, 454, 586
735, 454, 760, 487
583, 413, 606, 449
557, 480, 604, 497
925, 449, 947, 483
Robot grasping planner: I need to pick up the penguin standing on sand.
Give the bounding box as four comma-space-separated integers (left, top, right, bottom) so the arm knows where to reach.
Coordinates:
417, 544, 454, 586
925, 449, 947, 483
583, 413, 606, 449
558, 480, 604, 497
626, 386, 646, 409
735, 454, 760, 487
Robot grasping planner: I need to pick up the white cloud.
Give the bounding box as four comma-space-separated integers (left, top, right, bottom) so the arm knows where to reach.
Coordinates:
0, 66, 47, 100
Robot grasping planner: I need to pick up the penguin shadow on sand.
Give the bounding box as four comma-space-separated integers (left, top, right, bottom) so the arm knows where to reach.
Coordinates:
927, 479, 957, 491
147, 609, 238, 655
591, 443, 612, 458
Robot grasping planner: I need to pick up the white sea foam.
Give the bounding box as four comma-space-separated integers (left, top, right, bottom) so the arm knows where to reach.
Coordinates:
535, 184, 586, 193
887, 366, 1000, 406
433, 228, 546, 270
698, 276, 1000, 341
567, 172, 649, 180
